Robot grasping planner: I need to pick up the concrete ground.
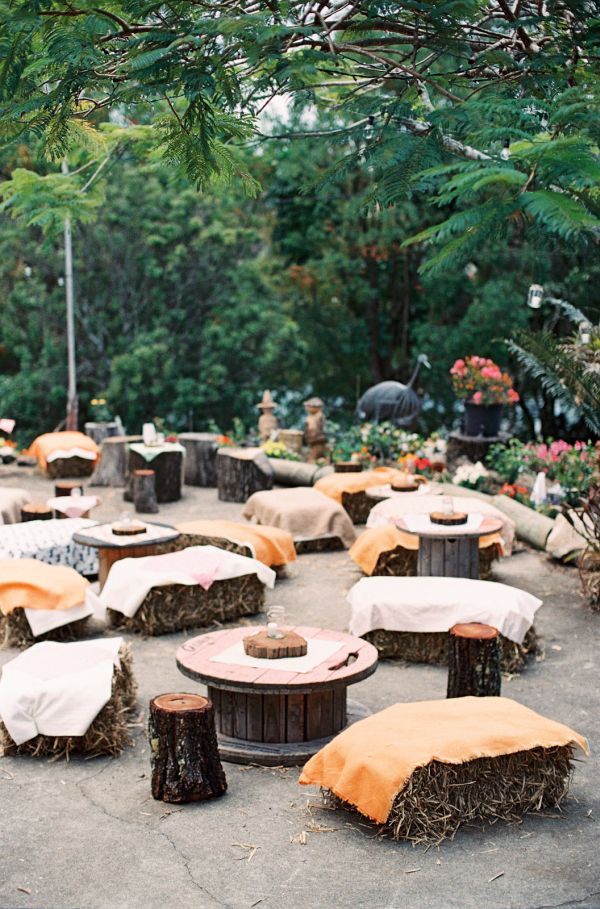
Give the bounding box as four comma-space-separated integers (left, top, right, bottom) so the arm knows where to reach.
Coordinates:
0, 470, 598, 909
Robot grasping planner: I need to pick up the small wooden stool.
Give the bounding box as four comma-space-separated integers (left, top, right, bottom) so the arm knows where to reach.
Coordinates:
447, 622, 501, 698
54, 481, 84, 497
21, 503, 53, 522
148, 693, 227, 803
131, 469, 158, 514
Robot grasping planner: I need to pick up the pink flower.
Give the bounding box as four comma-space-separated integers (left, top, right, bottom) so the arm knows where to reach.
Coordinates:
472, 391, 483, 404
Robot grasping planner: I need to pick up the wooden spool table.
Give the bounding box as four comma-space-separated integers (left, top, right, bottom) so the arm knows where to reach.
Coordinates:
72, 521, 180, 589
395, 515, 503, 579
176, 626, 378, 766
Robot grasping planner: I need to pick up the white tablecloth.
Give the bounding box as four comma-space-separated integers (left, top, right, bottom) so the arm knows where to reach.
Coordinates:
347, 576, 541, 643
0, 637, 123, 745
211, 638, 342, 673
0, 518, 98, 575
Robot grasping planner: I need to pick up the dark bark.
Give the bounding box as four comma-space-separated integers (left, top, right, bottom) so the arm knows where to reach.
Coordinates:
131, 470, 159, 514
447, 623, 502, 698
216, 447, 273, 502
179, 433, 219, 487
148, 693, 227, 803
129, 450, 182, 503
90, 435, 142, 487
21, 504, 53, 521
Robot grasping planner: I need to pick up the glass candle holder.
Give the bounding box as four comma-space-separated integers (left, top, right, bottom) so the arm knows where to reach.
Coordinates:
441, 496, 454, 515
267, 605, 285, 639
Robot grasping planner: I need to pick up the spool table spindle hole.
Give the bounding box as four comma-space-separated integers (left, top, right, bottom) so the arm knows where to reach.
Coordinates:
328, 651, 358, 671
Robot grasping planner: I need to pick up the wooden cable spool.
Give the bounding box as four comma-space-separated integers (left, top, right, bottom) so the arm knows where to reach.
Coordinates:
21, 503, 53, 522
243, 629, 308, 659
148, 693, 227, 803
447, 622, 501, 698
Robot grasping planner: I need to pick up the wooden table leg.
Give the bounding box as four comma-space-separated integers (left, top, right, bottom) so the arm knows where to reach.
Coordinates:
98, 543, 160, 590
418, 536, 480, 579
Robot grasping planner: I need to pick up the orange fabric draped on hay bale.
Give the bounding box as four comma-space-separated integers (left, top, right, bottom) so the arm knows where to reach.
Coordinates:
0, 560, 89, 614
314, 468, 426, 504
350, 525, 503, 575
176, 520, 296, 568
25, 432, 100, 473
299, 697, 588, 824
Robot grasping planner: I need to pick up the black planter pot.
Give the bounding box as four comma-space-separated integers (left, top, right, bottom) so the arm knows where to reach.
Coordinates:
464, 403, 502, 437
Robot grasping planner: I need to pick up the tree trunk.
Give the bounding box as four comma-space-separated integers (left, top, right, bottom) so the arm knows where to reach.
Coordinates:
217, 447, 274, 503
131, 470, 159, 514
21, 504, 53, 522
148, 693, 227, 803
179, 433, 219, 487
54, 481, 84, 497
447, 623, 502, 698
129, 450, 182, 503
89, 435, 142, 487
84, 421, 120, 446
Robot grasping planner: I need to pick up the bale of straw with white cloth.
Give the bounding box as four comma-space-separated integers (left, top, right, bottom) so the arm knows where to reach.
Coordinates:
0, 637, 137, 758
347, 576, 542, 673
100, 546, 275, 635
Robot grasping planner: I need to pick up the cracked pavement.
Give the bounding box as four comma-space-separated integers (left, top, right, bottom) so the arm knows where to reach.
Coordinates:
0, 475, 598, 909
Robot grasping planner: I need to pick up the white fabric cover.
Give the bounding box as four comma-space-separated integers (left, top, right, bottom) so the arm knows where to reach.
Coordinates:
347, 576, 541, 643
46, 495, 99, 518
99, 545, 276, 619
46, 448, 97, 463
0, 637, 123, 745
23, 589, 102, 637
367, 494, 515, 554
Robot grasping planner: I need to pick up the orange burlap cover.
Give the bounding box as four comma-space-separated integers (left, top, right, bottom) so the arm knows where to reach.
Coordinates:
25, 432, 100, 472
176, 520, 296, 568
0, 559, 89, 614
349, 525, 502, 575
299, 697, 589, 824
314, 468, 426, 505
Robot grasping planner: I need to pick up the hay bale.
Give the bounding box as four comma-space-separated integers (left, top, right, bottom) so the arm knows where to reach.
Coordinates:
154, 533, 252, 559
45, 457, 95, 479
0, 607, 92, 650
0, 644, 137, 760
325, 744, 574, 844
341, 491, 374, 526
371, 543, 500, 579
108, 572, 265, 636
295, 536, 345, 554
362, 626, 540, 674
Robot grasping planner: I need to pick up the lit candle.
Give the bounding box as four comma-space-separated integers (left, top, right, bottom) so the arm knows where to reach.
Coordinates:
267, 621, 279, 639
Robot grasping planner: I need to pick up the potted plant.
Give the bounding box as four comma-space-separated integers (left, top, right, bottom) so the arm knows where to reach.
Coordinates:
450, 357, 519, 437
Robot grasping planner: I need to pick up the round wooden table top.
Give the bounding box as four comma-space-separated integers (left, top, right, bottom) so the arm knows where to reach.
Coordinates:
72, 520, 179, 550
176, 625, 378, 694
365, 483, 441, 500
394, 514, 503, 539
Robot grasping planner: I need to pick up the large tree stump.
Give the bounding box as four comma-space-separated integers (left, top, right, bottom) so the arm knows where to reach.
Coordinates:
179, 433, 219, 487
89, 435, 142, 487
84, 421, 121, 446
447, 623, 502, 698
131, 470, 159, 514
21, 503, 53, 522
217, 447, 274, 503
128, 450, 182, 503
148, 693, 227, 803
446, 431, 509, 471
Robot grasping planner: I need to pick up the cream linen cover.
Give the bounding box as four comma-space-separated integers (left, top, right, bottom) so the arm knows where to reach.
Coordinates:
99, 545, 275, 618
0, 637, 123, 745
347, 576, 541, 643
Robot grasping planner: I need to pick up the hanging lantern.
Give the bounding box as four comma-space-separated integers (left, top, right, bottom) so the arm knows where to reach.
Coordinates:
527, 284, 544, 309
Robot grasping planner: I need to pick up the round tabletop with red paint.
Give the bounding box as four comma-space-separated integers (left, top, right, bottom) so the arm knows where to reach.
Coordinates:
176, 625, 378, 695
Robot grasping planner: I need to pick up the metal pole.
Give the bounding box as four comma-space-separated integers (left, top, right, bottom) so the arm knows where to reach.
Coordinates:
62, 158, 78, 430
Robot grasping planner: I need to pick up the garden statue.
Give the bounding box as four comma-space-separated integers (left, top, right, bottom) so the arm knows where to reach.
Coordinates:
356, 354, 431, 426
257, 389, 279, 441
303, 397, 327, 462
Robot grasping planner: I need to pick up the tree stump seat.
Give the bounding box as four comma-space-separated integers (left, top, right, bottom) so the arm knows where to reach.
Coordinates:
216, 447, 273, 503
179, 433, 220, 487
148, 693, 227, 803
447, 623, 502, 698
128, 449, 182, 503
89, 435, 142, 487
131, 469, 159, 514
21, 503, 53, 522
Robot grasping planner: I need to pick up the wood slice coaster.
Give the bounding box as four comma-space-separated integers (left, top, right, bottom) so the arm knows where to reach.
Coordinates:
451, 622, 499, 640
334, 462, 363, 473
111, 520, 147, 536
391, 482, 419, 492
243, 629, 308, 659
430, 511, 468, 526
